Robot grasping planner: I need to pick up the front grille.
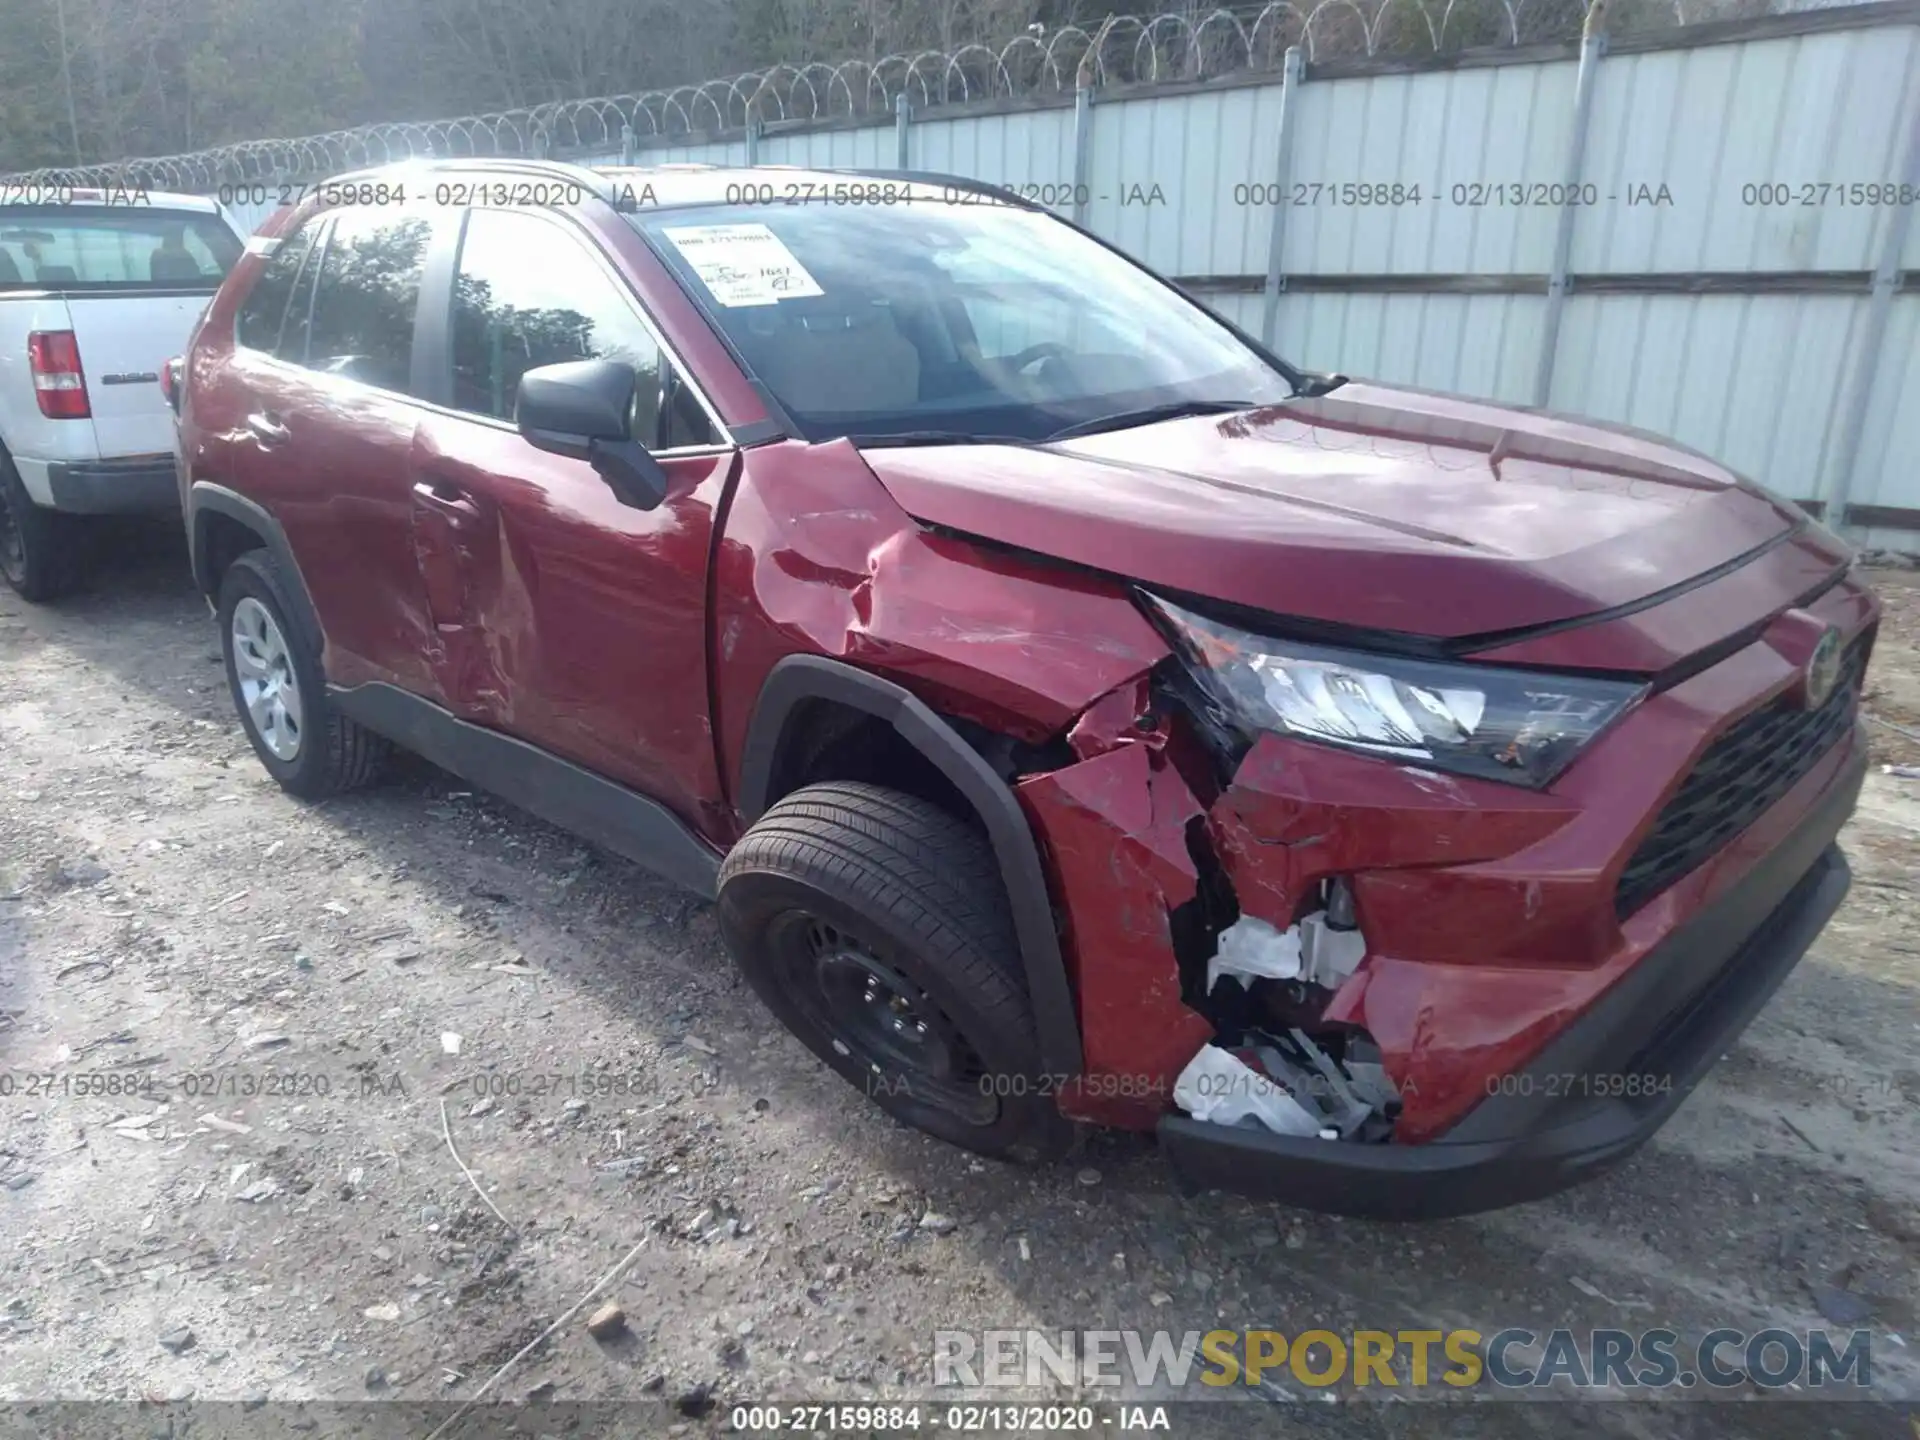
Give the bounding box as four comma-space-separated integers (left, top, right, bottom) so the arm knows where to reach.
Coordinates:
1614, 631, 1869, 918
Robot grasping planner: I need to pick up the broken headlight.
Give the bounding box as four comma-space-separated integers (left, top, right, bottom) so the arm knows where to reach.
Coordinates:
1145, 595, 1644, 788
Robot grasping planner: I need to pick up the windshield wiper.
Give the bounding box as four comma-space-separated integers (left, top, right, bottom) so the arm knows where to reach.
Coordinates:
1292, 369, 1350, 398
1041, 400, 1260, 443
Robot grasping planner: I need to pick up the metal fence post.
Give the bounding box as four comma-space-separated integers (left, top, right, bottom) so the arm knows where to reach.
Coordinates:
1071, 80, 1094, 227
746, 120, 762, 167
619, 124, 635, 165
1259, 46, 1305, 349
895, 93, 912, 169
1824, 88, 1920, 533
1532, 16, 1608, 408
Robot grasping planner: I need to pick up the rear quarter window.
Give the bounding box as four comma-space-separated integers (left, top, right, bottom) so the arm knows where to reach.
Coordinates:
0, 208, 240, 291
235, 222, 319, 356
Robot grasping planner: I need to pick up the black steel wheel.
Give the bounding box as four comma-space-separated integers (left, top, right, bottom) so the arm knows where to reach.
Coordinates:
717, 781, 1072, 1164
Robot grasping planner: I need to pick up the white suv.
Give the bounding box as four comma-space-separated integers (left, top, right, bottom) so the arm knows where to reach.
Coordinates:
0, 188, 244, 599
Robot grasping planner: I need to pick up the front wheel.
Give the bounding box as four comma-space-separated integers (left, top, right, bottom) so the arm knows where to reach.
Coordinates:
717, 782, 1072, 1164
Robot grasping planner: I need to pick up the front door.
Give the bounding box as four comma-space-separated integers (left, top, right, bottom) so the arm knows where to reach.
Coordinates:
408, 204, 737, 829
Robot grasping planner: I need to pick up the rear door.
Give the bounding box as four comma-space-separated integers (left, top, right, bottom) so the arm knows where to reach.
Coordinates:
407, 202, 736, 818
0, 206, 240, 458
215, 201, 454, 700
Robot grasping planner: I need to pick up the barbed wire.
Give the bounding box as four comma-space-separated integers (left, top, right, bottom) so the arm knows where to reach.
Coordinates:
6, 0, 1703, 190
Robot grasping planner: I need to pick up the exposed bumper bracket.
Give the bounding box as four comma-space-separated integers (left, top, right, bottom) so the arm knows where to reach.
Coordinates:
1158, 744, 1864, 1219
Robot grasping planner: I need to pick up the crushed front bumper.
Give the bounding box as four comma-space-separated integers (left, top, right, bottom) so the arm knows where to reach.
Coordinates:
1156, 744, 1862, 1219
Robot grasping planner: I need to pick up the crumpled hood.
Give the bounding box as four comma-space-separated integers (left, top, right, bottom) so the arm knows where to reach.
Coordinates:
857, 381, 1811, 641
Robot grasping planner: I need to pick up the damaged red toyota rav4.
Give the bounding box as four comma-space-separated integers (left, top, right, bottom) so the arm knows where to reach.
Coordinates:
171, 161, 1877, 1218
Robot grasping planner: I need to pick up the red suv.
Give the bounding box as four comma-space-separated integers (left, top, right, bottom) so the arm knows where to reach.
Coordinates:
173, 160, 1876, 1218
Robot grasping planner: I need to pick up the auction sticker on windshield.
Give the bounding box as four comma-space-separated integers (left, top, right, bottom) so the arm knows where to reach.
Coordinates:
663, 222, 825, 307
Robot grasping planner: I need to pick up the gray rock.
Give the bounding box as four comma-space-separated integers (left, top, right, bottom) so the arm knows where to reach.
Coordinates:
585, 1302, 627, 1340
158, 1327, 196, 1353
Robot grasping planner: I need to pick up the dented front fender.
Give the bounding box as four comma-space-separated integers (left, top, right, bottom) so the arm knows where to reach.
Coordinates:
1015, 681, 1215, 1128
714, 441, 1169, 804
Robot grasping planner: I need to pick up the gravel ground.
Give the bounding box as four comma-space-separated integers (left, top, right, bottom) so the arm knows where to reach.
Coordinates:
0, 529, 1917, 1439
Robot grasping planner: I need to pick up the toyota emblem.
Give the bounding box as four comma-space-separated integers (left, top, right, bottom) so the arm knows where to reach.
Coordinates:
1803, 627, 1843, 710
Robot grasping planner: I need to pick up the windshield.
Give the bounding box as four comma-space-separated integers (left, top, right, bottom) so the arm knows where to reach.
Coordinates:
0, 207, 240, 292
632, 198, 1294, 443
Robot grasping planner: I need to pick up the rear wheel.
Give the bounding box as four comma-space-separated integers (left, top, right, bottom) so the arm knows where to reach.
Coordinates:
218, 550, 387, 798
0, 455, 81, 602
717, 781, 1072, 1164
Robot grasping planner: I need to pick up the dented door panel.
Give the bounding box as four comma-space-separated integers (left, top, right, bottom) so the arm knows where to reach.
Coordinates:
241, 366, 446, 699
410, 410, 736, 832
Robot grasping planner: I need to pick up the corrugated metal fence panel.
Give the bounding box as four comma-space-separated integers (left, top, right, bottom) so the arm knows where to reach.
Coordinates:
1285, 62, 1578, 276
1085, 86, 1282, 274
910, 108, 1078, 200
597, 139, 753, 166
1549, 292, 1869, 496
1577, 25, 1920, 275
1543, 22, 1920, 513
1854, 25, 1920, 533
655, 140, 753, 165
1202, 290, 1265, 336
181, 8, 1920, 543
1272, 291, 1547, 403
758, 125, 894, 169
1851, 295, 1920, 544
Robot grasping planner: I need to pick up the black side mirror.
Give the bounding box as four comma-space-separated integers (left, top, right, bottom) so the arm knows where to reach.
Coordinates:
515, 359, 670, 511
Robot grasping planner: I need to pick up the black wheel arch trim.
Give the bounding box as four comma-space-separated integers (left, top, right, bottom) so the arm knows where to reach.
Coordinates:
736, 654, 1084, 1078
187, 483, 323, 651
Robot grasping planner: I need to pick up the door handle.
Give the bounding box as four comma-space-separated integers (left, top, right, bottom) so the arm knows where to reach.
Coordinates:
412, 478, 479, 517
245, 411, 289, 447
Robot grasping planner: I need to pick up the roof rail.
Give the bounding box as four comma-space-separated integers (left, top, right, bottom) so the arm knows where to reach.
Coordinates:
324, 155, 627, 207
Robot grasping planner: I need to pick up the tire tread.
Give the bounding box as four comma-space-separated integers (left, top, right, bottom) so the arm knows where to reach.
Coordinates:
718, 780, 1068, 1162
723, 783, 1030, 1038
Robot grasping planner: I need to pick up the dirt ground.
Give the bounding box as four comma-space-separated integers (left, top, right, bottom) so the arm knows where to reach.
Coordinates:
1, 531, 1917, 1439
